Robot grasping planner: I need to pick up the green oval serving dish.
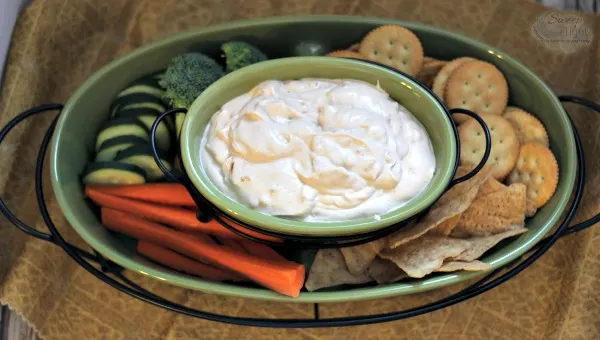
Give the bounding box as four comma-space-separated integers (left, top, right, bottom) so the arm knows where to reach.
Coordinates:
181, 56, 456, 237
51, 15, 576, 303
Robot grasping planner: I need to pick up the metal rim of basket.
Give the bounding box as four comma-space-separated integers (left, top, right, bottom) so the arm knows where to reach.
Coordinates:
0, 93, 598, 327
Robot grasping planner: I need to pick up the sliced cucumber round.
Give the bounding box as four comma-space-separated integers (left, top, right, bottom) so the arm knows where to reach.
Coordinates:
130, 71, 165, 89
115, 144, 172, 181
116, 84, 165, 100
152, 71, 165, 84
82, 162, 146, 185
95, 117, 149, 151
95, 136, 148, 162
135, 115, 172, 152
113, 111, 173, 151
116, 107, 176, 134
110, 93, 166, 115
113, 107, 162, 117
115, 102, 167, 117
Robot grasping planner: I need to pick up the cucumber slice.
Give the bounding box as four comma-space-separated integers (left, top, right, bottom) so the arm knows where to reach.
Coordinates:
82, 162, 146, 185
116, 107, 175, 133
115, 102, 167, 117
117, 85, 165, 100
113, 107, 162, 117
152, 71, 165, 84
95, 117, 149, 151
95, 136, 148, 162
175, 112, 186, 140
131, 71, 165, 89
110, 93, 166, 115
134, 115, 172, 152
113, 111, 172, 151
115, 144, 172, 181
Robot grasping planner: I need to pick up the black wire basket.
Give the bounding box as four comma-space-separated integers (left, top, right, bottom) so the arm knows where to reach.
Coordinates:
1, 55, 599, 327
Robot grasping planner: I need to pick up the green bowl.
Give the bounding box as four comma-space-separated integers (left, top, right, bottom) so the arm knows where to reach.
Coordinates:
180, 57, 456, 237
50, 15, 576, 303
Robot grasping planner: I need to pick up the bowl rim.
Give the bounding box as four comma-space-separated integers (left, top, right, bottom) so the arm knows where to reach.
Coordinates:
180, 56, 457, 236
50, 14, 576, 303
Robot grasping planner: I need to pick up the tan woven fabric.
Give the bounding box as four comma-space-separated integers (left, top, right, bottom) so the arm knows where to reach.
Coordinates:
0, 0, 599, 339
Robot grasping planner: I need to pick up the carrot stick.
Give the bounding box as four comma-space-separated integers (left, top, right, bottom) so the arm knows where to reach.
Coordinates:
86, 189, 280, 243
86, 183, 196, 207
137, 241, 246, 282
215, 237, 249, 254
101, 208, 305, 297
238, 240, 288, 262
218, 216, 283, 244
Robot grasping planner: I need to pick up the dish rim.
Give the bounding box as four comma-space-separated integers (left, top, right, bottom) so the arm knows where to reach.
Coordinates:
50, 14, 576, 303
180, 56, 457, 236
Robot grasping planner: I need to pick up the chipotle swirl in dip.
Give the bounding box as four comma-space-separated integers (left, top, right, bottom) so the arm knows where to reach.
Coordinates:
200, 78, 436, 222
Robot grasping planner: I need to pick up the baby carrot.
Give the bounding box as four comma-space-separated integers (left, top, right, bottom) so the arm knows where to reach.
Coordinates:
137, 241, 246, 282
86, 189, 281, 243
86, 183, 196, 207
101, 208, 305, 297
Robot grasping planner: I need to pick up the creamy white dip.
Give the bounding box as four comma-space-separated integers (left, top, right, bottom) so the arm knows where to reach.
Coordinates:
200, 78, 436, 222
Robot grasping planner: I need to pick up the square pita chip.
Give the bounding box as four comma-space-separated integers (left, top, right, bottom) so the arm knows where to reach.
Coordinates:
305, 249, 372, 292
380, 235, 472, 278
340, 237, 387, 275
452, 183, 527, 237
454, 226, 528, 262
388, 164, 494, 246
365, 256, 408, 284
436, 260, 491, 272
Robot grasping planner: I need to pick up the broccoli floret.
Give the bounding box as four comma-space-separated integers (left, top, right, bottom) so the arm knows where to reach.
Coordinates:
159, 52, 224, 108
221, 41, 268, 73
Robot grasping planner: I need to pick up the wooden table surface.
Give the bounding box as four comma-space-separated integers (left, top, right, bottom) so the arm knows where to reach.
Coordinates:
1, 307, 40, 340
0, 0, 597, 339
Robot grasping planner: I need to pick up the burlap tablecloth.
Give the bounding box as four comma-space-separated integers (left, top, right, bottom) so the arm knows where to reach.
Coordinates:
0, 0, 599, 339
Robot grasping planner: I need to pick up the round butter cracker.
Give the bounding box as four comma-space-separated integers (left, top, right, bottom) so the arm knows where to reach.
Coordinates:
506, 142, 558, 209
503, 106, 521, 115
359, 25, 424, 77
503, 107, 549, 146
458, 113, 520, 180
348, 43, 360, 52
432, 57, 476, 100
445, 60, 509, 123
326, 50, 366, 58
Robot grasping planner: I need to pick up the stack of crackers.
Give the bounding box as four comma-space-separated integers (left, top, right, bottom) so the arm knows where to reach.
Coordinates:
307, 25, 562, 291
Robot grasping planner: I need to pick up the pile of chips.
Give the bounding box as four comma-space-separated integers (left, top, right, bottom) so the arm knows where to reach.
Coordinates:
305, 165, 529, 292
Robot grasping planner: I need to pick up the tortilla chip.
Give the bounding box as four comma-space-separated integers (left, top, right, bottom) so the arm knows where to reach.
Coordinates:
452, 183, 527, 237
365, 256, 408, 284
478, 176, 507, 197
435, 214, 463, 236
525, 199, 537, 217
454, 226, 528, 262
416, 59, 447, 87
388, 164, 494, 247
439, 164, 495, 205
305, 249, 372, 292
436, 260, 492, 272
379, 235, 471, 278
340, 237, 387, 275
